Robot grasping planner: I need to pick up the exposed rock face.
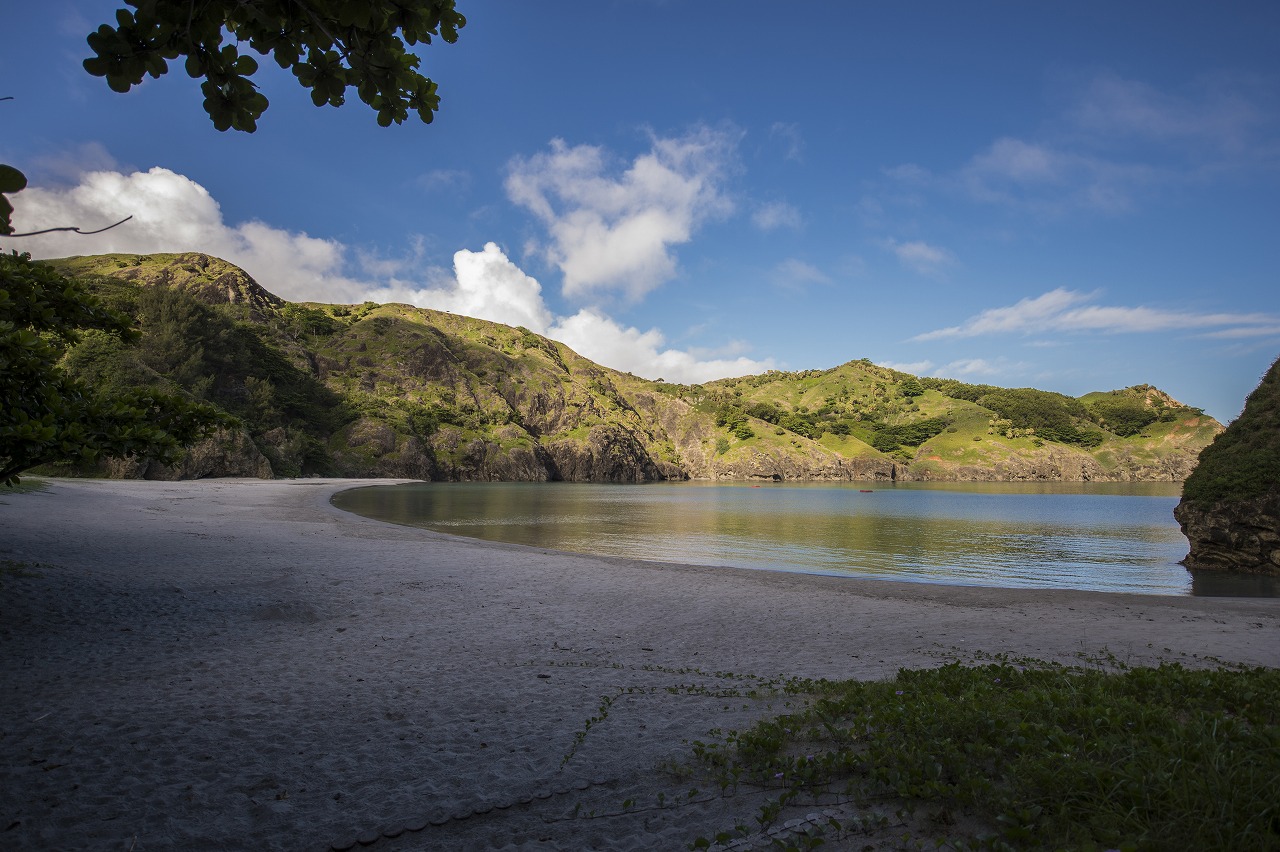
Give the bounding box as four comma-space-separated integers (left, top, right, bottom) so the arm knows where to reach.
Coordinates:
1174, 493, 1280, 575
544, 425, 669, 483
702, 446, 898, 481
73, 252, 285, 319
101, 428, 273, 480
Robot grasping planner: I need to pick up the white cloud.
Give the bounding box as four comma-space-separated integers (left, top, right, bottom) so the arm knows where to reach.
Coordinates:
376, 242, 556, 333
881, 237, 955, 276
880, 357, 1014, 380
877, 359, 935, 375
1068, 72, 1269, 155
1201, 325, 1280, 340
752, 200, 802, 231
769, 122, 805, 162
2, 164, 769, 385
27, 142, 122, 184
956, 138, 1150, 214
504, 127, 737, 301
416, 168, 470, 192
940, 358, 1006, 378
966, 138, 1067, 185
5, 167, 369, 303
914, 288, 1278, 340
770, 258, 829, 291
883, 72, 1277, 217
549, 309, 774, 384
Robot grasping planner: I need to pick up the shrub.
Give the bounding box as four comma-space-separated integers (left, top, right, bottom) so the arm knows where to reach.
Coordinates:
1087, 395, 1161, 437
1181, 356, 1280, 503
687, 660, 1280, 851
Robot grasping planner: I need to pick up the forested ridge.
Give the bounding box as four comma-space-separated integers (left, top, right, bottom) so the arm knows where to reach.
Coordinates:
34, 252, 1222, 484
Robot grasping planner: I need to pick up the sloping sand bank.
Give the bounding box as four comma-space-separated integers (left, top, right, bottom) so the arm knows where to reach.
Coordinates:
2, 478, 1277, 851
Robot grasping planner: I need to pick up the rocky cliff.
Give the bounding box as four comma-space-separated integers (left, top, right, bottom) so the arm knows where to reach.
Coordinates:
40, 253, 1224, 486
1175, 493, 1280, 574
1175, 355, 1280, 575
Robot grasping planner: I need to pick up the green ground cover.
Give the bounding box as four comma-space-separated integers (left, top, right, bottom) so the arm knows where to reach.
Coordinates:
681, 658, 1280, 850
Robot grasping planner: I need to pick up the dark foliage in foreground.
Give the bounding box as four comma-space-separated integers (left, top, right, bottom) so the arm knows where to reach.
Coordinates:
687, 659, 1280, 850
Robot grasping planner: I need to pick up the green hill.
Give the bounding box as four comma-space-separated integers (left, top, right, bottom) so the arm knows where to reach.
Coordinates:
36, 252, 1221, 484
1174, 356, 1280, 574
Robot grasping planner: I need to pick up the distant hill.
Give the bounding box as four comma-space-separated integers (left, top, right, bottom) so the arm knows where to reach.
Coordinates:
38, 252, 1222, 484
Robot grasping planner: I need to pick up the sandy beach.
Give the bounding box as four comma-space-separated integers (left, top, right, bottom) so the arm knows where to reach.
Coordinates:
2, 478, 1277, 851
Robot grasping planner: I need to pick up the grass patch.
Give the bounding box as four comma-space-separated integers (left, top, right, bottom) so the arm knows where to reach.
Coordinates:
686, 658, 1280, 850
0, 476, 48, 495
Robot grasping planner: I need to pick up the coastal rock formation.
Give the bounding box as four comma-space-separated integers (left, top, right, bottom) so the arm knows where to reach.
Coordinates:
702, 443, 899, 481
1174, 494, 1280, 574
1174, 355, 1280, 575
543, 424, 674, 483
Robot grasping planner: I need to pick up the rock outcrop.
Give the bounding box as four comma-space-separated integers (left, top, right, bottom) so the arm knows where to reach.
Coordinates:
1174, 494, 1280, 574
1174, 354, 1280, 575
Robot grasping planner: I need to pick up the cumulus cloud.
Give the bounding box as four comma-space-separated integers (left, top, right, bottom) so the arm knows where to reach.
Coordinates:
5, 167, 369, 303
914, 288, 1278, 340
881, 237, 955, 276
377, 242, 556, 333
504, 127, 737, 301
549, 309, 774, 384
3, 164, 770, 384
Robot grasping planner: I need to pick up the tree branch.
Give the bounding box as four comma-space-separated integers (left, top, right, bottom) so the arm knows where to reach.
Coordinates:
7, 216, 133, 238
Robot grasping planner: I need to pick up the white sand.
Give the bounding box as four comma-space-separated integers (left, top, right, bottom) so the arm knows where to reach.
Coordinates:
1, 478, 1277, 851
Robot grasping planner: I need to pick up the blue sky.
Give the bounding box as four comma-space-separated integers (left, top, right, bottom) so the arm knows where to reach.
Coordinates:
3, 1, 1278, 423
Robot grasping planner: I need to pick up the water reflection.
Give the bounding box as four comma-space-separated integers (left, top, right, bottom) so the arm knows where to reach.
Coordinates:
331, 481, 1269, 598
1189, 571, 1280, 597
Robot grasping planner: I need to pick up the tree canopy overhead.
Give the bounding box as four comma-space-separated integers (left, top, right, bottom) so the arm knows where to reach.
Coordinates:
83, 0, 466, 131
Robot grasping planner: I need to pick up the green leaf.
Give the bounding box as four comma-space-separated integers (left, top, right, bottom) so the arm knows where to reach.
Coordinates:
0, 165, 27, 195
82, 0, 465, 131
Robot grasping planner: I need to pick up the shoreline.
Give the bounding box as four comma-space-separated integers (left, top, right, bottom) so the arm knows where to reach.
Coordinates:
3, 478, 1277, 850
330, 478, 1230, 599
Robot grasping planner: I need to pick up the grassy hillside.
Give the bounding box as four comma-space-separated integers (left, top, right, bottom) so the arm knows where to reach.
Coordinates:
36, 253, 1222, 483
1180, 356, 1280, 504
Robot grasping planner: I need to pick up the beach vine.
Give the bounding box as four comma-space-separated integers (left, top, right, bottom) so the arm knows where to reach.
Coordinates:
678, 656, 1280, 850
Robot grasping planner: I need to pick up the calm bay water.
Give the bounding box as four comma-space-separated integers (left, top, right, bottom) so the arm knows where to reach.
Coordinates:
333, 481, 1279, 597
